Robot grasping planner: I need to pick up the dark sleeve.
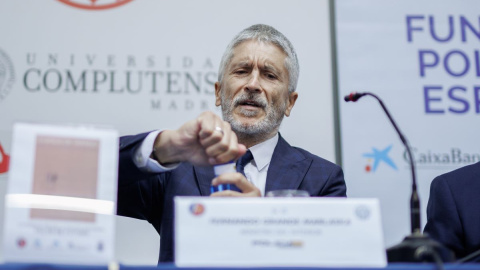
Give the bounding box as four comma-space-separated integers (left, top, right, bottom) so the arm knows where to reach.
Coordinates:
116, 133, 166, 231
424, 175, 464, 258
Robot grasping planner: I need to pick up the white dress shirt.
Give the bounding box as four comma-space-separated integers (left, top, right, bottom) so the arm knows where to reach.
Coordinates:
134, 131, 279, 196
133, 130, 179, 172
242, 134, 278, 196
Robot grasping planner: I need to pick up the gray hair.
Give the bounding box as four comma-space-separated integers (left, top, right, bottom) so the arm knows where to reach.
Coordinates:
217, 24, 299, 93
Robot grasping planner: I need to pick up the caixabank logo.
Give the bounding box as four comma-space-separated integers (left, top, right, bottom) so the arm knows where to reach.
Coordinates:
406, 147, 480, 169
0, 48, 15, 102
362, 144, 398, 173
362, 144, 480, 173
57, 0, 134, 10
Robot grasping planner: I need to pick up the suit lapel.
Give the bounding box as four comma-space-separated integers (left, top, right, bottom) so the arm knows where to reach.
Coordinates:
265, 135, 311, 194
193, 166, 215, 196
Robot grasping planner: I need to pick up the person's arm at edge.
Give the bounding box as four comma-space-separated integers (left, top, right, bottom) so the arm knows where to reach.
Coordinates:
424, 175, 463, 258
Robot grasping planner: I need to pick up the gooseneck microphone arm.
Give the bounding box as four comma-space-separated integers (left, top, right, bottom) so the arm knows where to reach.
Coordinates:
345, 91, 454, 262
344, 92, 420, 234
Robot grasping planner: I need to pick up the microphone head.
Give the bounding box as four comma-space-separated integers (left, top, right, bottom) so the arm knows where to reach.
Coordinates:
344, 92, 365, 102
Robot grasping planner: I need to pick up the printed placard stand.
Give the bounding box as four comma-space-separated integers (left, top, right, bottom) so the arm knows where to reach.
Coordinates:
3, 123, 118, 265
175, 197, 387, 267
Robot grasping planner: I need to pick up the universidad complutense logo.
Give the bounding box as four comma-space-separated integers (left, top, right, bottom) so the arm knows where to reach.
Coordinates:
0, 47, 15, 103
57, 0, 134, 10
0, 142, 10, 174
363, 144, 398, 173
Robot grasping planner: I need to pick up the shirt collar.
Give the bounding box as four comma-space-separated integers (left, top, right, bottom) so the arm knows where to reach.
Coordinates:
248, 133, 278, 171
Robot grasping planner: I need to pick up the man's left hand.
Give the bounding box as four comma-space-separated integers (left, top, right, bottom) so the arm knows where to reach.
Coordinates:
210, 172, 261, 197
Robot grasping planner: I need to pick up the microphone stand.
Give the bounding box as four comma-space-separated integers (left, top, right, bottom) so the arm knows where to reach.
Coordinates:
345, 92, 454, 262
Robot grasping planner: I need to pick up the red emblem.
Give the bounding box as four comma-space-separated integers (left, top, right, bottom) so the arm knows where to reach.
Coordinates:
189, 203, 205, 216
17, 238, 26, 248
57, 0, 134, 10
0, 142, 9, 174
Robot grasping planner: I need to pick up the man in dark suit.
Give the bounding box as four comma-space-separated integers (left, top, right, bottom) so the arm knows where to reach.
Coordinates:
424, 161, 480, 261
117, 24, 346, 263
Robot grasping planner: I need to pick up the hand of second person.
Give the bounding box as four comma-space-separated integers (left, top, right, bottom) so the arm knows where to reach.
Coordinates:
152, 111, 246, 166
210, 172, 261, 197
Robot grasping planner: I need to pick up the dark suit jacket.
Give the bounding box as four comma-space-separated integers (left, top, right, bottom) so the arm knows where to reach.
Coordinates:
117, 132, 347, 263
424, 162, 480, 261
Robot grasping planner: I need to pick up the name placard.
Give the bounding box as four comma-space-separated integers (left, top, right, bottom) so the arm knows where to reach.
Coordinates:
175, 197, 386, 267
3, 123, 118, 265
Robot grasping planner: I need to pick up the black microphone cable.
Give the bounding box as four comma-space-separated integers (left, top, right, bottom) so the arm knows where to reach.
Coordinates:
455, 249, 480, 263
415, 246, 445, 270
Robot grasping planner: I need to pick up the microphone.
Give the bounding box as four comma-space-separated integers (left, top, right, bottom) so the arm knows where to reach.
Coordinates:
344, 92, 366, 102
344, 92, 454, 263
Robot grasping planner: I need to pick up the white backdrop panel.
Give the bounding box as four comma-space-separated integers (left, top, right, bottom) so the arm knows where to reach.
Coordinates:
0, 0, 335, 264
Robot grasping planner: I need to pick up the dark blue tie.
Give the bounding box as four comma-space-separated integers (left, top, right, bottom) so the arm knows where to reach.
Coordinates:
236, 150, 254, 176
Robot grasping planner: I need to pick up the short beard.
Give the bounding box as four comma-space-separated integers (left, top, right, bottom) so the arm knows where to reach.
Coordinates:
221, 91, 287, 143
